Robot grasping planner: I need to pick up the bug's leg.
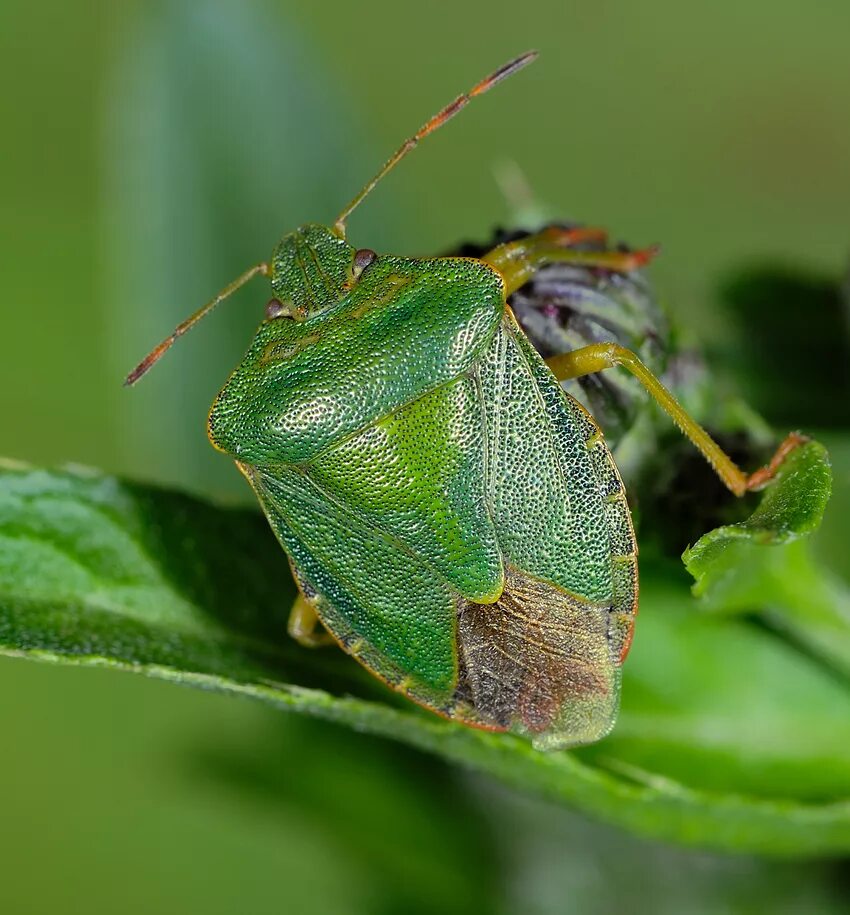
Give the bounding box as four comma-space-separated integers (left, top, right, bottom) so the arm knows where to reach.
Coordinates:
483, 226, 658, 296
546, 342, 807, 497
288, 594, 335, 648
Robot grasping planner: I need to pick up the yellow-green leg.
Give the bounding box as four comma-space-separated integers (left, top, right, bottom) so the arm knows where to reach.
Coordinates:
483, 225, 659, 296
288, 594, 335, 648
546, 342, 805, 497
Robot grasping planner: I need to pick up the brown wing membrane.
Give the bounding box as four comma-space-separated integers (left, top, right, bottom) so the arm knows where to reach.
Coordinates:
454, 565, 620, 748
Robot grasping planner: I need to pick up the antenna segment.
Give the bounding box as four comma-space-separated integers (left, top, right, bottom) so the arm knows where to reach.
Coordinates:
333, 50, 537, 236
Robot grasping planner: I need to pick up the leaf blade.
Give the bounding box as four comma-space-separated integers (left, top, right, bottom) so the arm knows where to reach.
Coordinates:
2, 460, 850, 856
682, 439, 850, 679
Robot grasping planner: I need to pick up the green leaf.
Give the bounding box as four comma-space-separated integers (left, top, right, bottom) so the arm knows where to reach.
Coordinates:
2, 460, 850, 857
685, 439, 831, 563
683, 440, 850, 678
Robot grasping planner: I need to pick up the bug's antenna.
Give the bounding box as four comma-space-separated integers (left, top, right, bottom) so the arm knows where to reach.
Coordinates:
333, 50, 538, 237
124, 262, 269, 386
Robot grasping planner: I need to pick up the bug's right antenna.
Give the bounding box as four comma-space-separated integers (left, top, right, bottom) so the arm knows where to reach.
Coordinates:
333, 50, 538, 238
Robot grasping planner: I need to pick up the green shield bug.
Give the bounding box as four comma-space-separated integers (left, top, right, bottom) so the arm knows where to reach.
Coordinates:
127, 52, 804, 750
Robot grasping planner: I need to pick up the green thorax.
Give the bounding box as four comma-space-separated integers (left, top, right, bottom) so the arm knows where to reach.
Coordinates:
208, 224, 505, 465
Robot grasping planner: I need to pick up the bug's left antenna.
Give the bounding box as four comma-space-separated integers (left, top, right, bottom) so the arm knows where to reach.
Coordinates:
124, 262, 269, 386
334, 50, 538, 237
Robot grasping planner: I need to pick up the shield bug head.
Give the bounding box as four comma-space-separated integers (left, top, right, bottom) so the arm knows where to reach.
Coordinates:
268, 225, 356, 321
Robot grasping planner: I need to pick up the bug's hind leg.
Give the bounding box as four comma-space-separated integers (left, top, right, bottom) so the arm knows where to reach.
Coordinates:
482, 226, 658, 297
288, 594, 336, 648
546, 341, 806, 497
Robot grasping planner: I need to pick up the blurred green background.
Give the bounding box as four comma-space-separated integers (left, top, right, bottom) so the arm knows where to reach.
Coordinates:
2, 0, 849, 912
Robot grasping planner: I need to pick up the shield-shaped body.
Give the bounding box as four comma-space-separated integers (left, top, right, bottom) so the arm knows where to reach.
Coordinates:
208, 226, 637, 750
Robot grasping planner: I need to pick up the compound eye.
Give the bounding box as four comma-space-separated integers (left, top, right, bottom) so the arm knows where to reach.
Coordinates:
351, 248, 377, 281
354, 248, 377, 270
265, 298, 286, 319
